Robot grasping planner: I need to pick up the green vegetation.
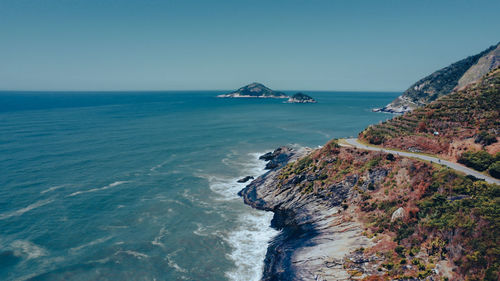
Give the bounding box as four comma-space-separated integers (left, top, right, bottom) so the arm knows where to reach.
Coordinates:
294, 156, 313, 174
363, 128, 386, 145
458, 150, 496, 171
416, 170, 500, 280
489, 162, 500, 179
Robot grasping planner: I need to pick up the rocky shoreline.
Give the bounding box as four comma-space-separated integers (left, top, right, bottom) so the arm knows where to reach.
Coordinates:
238, 147, 374, 280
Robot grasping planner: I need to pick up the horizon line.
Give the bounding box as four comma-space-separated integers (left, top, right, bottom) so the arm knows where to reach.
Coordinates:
0, 89, 403, 93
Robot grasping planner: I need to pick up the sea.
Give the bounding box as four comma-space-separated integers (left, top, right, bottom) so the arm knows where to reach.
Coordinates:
0, 91, 399, 281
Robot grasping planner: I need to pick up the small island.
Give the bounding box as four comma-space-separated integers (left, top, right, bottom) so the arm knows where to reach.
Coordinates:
218, 83, 317, 104
217, 82, 288, 98
286, 92, 317, 103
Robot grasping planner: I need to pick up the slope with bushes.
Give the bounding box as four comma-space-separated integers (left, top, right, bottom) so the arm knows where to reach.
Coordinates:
361, 68, 500, 178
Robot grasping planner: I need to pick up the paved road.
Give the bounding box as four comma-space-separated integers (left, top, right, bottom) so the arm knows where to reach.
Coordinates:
343, 138, 500, 185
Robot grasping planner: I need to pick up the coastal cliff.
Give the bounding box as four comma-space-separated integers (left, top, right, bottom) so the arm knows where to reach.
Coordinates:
240, 145, 373, 280
374, 42, 499, 113
239, 68, 499, 281
241, 140, 498, 280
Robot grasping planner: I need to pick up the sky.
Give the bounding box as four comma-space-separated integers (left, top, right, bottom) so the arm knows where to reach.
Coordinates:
0, 0, 499, 91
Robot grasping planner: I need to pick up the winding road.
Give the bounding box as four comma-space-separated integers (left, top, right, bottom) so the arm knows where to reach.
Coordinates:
342, 138, 500, 185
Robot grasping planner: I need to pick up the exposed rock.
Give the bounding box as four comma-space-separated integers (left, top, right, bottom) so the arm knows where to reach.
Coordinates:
408, 147, 422, 153
237, 176, 254, 183
456, 44, 500, 90
259, 152, 275, 161
359, 168, 388, 191
285, 92, 317, 103
217, 82, 288, 98
374, 42, 499, 113
259, 147, 296, 170
391, 207, 406, 222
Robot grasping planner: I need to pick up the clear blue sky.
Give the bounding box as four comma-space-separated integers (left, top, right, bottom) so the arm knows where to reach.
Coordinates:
0, 0, 498, 91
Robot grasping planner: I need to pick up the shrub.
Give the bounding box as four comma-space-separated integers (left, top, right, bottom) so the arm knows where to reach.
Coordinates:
366, 157, 382, 169
395, 245, 405, 256
386, 153, 395, 161
488, 161, 500, 179
364, 129, 386, 145
474, 131, 498, 146
458, 151, 494, 171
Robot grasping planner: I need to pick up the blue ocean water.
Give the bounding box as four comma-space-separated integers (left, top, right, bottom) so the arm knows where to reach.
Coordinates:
0, 91, 399, 281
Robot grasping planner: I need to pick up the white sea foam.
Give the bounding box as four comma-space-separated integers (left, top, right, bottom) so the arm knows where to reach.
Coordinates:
149, 154, 179, 174
0, 199, 54, 220
115, 250, 149, 259
206, 151, 280, 281
225, 211, 278, 281
192, 222, 211, 237
68, 181, 128, 197
205, 152, 267, 201
70, 236, 112, 252
11, 240, 48, 260
166, 250, 187, 273
152, 227, 169, 248
40, 184, 66, 194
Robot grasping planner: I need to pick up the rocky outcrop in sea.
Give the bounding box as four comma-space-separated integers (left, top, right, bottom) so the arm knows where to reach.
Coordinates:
285, 93, 317, 104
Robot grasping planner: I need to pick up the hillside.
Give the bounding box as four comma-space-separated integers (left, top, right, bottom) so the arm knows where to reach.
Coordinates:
217, 82, 288, 98
241, 140, 499, 280
375, 43, 499, 113
361, 67, 500, 177
240, 70, 500, 280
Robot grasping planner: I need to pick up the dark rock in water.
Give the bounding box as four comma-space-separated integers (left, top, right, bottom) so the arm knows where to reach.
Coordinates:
237, 176, 254, 183
259, 147, 295, 170
259, 152, 274, 161
286, 92, 317, 103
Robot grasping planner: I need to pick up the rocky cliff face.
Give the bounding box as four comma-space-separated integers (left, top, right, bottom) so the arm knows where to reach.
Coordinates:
239, 145, 375, 280
217, 83, 288, 98
374, 42, 499, 113
456, 44, 500, 90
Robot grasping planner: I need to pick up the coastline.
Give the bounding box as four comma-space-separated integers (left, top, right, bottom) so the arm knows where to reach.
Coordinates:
239, 147, 373, 280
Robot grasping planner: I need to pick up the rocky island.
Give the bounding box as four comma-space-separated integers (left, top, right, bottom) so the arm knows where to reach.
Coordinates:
217, 83, 318, 104
217, 82, 288, 98
286, 92, 317, 103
